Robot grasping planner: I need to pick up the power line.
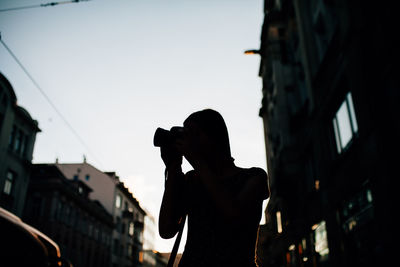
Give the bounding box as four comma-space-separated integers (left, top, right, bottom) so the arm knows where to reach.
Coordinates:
0, 34, 104, 168
0, 0, 90, 13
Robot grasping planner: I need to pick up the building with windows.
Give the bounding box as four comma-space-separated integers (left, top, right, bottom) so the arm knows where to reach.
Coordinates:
56, 161, 119, 216
143, 212, 157, 251
0, 72, 40, 217
111, 176, 146, 267
256, 1, 398, 266
142, 250, 168, 267
23, 164, 113, 267
55, 161, 146, 267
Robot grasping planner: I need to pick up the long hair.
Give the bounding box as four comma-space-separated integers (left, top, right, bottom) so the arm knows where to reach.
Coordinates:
184, 109, 234, 163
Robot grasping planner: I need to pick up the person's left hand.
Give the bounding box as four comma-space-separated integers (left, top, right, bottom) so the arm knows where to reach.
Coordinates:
176, 125, 207, 170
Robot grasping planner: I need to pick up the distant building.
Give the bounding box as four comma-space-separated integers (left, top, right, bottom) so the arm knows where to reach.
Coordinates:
23, 164, 113, 267
56, 161, 119, 215
112, 178, 146, 267
257, 1, 398, 267
0, 72, 40, 217
142, 250, 168, 267
56, 162, 146, 267
143, 212, 157, 251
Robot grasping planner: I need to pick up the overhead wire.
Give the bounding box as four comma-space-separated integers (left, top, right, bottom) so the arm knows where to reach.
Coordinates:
0, 0, 90, 13
0, 0, 91, 13
0, 34, 104, 168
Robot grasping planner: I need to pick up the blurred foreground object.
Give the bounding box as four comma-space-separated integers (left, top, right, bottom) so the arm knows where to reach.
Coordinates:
0, 207, 72, 267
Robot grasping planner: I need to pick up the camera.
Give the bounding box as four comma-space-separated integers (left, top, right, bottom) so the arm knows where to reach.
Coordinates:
153, 127, 184, 147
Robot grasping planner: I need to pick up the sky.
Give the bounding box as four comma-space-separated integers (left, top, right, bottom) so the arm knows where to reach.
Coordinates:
0, 0, 267, 252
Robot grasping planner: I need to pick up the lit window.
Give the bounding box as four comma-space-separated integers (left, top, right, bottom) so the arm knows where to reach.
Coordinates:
129, 222, 134, 236
314, 221, 329, 257
276, 211, 282, 233
333, 92, 358, 153
115, 194, 122, 209
3, 171, 15, 195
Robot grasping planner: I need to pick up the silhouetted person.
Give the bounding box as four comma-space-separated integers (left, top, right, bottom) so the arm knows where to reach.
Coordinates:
158, 109, 269, 267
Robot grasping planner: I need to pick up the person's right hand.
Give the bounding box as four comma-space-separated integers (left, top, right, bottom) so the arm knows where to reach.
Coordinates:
160, 143, 182, 170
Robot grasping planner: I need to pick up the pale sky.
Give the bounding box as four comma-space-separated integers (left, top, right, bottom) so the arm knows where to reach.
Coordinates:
0, 0, 267, 252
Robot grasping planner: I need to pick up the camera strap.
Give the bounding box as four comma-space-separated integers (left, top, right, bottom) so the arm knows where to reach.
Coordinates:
167, 215, 186, 267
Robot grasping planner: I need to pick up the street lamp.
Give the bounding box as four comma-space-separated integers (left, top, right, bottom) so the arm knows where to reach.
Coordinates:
244, 49, 261, 55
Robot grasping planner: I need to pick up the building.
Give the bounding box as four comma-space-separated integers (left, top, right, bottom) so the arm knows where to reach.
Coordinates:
141, 250, 168, 267
256, 0, 398, 266
0, 72, 40, 217
56, 161, 119, 215
23, 164, 113, 267
111, 177, 146, 267
143, 212, 157, 251
56, 161, 146, 267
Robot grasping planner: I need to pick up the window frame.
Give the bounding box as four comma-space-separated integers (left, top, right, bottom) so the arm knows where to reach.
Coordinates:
332, 92, 358, 154
129, 221, 134, 236
115, 194, 122, 209
3, 170, 16, 195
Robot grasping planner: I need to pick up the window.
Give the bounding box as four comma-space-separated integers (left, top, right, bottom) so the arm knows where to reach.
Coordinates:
314, 221, 329, 259
115, 194, 122, 209
113, 239, 119, 254
276, 211, 282, 233
137, 231, 143, 243
85, 174, 90, 181
13, 130, 22, 153
121, 223, 126, 234
127, 244, 133, 257
94, 226, 99, 240
116, 216, 121, 233
88, 222, 93, 237
31, 196, 43, 218
3, 170, 15, 195
129, 222, 134, 236
333, 92, 358, 153
310, 0, 337, 62
20, 133, 27, 157
8, 126, 16, 149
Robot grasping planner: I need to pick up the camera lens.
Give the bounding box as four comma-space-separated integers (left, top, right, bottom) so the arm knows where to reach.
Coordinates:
153, 128, 170, 147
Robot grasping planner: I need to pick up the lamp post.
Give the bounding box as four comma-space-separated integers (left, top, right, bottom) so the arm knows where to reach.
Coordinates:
244, 49, 261, 55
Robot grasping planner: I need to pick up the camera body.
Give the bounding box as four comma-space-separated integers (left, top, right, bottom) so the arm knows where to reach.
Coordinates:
153, 127, 184, 147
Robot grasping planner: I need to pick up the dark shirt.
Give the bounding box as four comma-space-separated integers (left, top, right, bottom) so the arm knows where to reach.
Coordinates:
178, 167, 268, 267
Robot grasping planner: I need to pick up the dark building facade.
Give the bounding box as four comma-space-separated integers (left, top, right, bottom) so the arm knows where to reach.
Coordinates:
54, 162, 147, 267
257, 1, 398, 266
23, 164, 114, 267
0, 72, 40, 217
112, 179, 146, 267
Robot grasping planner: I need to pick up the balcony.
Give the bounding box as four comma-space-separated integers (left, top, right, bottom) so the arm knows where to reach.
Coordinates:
122, 209, 134, 219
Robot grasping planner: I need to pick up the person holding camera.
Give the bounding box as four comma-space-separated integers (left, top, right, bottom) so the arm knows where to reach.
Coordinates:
156, 109, 269, 267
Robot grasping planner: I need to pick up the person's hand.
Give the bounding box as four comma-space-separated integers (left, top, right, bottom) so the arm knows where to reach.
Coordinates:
175, 126, 206, 170
160, 143, 182, 170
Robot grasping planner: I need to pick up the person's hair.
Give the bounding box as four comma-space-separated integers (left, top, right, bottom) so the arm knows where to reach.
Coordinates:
184, 109, 234, 163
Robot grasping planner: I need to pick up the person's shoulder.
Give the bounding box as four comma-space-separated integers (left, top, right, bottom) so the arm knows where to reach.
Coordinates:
243, 167, 269, 199
184, 170, 198, 186
246, 167, 268, 179
236, 167, 268, 185
185, 169, 197, 178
